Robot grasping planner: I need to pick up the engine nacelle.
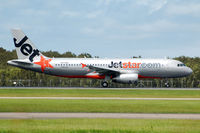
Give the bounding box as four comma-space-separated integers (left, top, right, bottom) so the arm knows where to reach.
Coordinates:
112, 73, 138, 84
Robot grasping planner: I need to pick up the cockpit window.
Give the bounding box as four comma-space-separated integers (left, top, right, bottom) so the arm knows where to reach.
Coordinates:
177, 64, 186, 67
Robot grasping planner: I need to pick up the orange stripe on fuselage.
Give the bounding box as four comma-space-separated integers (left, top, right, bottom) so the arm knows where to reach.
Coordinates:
57, 75, 106, 79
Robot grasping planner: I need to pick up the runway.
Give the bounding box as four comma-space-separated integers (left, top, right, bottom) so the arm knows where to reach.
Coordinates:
0, 97, 200, 100
0, 113, 200, 119
0, 87, 200, 90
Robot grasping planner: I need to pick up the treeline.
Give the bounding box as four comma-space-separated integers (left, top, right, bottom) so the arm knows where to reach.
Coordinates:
0, 47, 199, 87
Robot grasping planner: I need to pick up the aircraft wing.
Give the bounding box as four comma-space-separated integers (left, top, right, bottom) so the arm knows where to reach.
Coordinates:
88, 65, 120, 76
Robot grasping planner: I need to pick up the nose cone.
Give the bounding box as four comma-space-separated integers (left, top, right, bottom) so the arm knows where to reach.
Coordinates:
186, 67, 193, 76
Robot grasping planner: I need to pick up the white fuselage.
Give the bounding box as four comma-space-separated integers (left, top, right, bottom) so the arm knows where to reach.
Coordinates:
8, 58, 193, 79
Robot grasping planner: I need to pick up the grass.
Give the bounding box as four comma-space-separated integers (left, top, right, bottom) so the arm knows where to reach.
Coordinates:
0, 119, 200, 133
1, 89, 200, 113
0, 99, 200, 113
0, 89, 200, 98
0, 89, 200, 133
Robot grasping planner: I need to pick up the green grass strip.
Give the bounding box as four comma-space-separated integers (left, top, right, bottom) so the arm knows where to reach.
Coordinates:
0, 89, 200, 98
0, 99, 200, 113
0, 119, 200, 133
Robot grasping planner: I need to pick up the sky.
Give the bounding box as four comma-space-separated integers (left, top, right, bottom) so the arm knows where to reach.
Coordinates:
0, 0, 200, 58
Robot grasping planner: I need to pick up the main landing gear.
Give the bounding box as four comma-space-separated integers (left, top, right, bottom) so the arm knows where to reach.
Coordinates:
164, 82, 170, 88
101, 75, 110, 88
101, 81, 109, 88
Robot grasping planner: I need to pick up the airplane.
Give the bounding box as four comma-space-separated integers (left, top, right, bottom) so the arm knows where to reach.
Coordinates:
7, 29, 193, 87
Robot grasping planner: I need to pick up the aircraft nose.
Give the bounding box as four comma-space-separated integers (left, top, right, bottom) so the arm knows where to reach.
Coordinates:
186, 67, 193, 75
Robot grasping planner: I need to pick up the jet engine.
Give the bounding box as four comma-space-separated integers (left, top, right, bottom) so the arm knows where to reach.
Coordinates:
112, 73, 138, 84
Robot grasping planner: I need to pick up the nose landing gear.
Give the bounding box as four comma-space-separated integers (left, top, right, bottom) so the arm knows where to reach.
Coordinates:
164, 79, 170, 88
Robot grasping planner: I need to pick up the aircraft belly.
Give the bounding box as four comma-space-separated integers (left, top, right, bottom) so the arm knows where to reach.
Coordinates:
138, 68, 168, 77
49, 67, 88, 76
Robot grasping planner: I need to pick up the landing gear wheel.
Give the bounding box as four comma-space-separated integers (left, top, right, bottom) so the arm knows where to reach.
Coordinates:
163, 78, 170, 88
164, 82, 170, 88
101, 81, 108, 88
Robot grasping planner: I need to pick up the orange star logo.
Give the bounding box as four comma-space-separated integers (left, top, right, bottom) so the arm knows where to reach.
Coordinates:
34, 56, 53, 72
81, 63, 87, 68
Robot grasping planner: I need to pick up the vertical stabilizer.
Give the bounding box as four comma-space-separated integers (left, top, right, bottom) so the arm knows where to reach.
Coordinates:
11, 29, 44, 62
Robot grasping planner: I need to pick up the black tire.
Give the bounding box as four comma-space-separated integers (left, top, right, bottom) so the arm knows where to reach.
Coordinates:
164, 82, 170, 88
101, 81, 108, 88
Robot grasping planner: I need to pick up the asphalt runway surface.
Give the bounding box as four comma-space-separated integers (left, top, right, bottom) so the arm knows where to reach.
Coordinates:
0, 113, 200, 119
0, 97, 200, 100
0, 87, 200, 90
